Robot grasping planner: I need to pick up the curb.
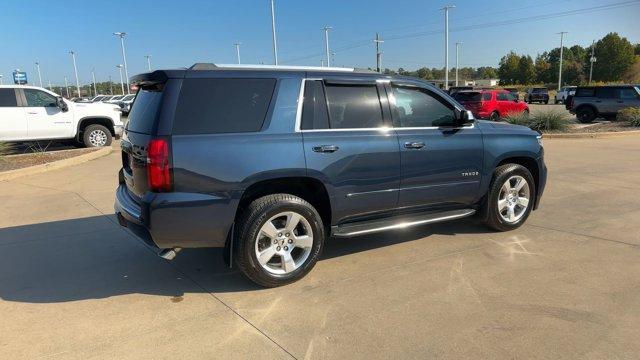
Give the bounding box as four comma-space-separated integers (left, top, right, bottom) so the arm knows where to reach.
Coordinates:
542, 130, 640, 139
0, 147, 113, 182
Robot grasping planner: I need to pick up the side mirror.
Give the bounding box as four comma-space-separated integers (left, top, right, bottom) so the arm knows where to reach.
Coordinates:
457, 109, 474, 126
57, 97, 68, 112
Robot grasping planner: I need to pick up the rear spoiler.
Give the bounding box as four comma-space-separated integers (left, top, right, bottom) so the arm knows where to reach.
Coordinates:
130, 71, 169, 87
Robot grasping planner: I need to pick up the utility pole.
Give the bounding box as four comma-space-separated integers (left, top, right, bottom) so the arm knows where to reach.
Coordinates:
113, 32, 130, 94
374, 33, 384, 73
441, 5, 455, 90
557, 31, 567, 90
455, 42, 462, 86
234, 42, 242, 64
116, 64, 125, 95
0, 75, 3, 85
145, 55, 152, 71
64, 76, 70, 98
91, 68, 97, 97
589, 40, 596, 84
322, 26, 332, 67
270, 0, 278, 65
35, 61, 43, 87
108, 75, 113, 95
48, 80, 52, 91
69, 51, 81, 98
320, 59, 325, 67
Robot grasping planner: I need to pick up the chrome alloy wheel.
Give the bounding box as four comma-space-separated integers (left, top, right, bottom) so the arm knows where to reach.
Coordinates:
254, 211, 314, 275
497, 175, 530, 223
88, 129, 108, 147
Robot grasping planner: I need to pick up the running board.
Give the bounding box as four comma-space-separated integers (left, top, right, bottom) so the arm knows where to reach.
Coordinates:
332, 209, 476, 237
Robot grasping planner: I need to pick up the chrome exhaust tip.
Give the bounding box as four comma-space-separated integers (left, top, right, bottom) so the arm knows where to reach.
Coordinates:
158, 247, 181, 260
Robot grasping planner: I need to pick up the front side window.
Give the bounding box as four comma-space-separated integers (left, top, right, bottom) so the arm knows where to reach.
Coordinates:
618, 87, 639, 99
24, 89, 57, 107
324, 84, 383, 129
391, 86, 456, 128
496, 92, 509, 101
0, 88, 17, 107
482, 92, 493, 101
596, 88, 616, 99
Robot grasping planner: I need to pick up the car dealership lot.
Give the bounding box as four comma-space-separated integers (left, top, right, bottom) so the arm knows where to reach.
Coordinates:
1, 137, 640, 359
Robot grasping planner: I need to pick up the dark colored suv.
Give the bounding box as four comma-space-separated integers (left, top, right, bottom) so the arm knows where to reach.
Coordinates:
567, 85, 640, 123
524, 87, 549, 104
115, 64, 547, 287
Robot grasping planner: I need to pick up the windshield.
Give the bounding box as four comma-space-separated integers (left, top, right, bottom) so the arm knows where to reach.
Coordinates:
453, 92, 482, 102
532, 88, 548, 93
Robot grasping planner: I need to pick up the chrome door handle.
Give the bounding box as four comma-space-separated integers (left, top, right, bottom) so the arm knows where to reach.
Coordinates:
404, 141, 425, 149
27, 111, 38, 114
313, 145, 339, 153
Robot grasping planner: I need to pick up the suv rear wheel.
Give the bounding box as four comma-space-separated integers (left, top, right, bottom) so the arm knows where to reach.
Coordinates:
576, 107, 596, 123
82, 124, 112, 147
489, 111, 500, 121
482, 164, 535, 231
234, 194, 325, 287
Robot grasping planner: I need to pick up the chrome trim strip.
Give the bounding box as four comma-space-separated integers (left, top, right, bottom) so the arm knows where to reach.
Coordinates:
400, 180, 479, 191
334, 209, 476, 237
346, 188, 398, 198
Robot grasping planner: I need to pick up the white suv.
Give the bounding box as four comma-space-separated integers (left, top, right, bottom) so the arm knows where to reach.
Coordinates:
0, 85, 123, 147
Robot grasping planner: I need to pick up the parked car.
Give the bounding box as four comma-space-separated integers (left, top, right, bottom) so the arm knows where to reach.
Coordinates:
524, 87, 549, 104
503, 87, 520, 100
448, 86, 473, 95
555, 86, 576, 104
0, 85, 123, 147
567, 85, 640, 123
104, 95, 125, 104
117, 94, 136, 115
453, 89, 529, 121
114, 64, 547, 287
89, 95, 108, 103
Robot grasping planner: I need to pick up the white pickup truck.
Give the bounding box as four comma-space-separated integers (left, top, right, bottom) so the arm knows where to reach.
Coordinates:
0, 85, 123, 147
555, 86, 576, 104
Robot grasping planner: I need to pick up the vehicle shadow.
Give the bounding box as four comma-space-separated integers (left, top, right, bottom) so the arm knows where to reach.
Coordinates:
0, 214, 490, 303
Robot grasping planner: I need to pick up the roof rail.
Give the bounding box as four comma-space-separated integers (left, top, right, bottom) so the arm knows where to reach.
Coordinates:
188, 63, 361, 72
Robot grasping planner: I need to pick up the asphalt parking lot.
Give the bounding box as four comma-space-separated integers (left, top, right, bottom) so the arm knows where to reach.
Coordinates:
2, 136, 640, 359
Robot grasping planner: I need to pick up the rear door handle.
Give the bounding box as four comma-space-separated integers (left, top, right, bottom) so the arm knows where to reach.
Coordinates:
313, 145, 339, 153
27, 111, 38, 115
404, 141, 425, 149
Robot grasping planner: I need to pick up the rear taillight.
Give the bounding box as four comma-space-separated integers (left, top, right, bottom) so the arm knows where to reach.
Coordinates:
147, 139, 172, 192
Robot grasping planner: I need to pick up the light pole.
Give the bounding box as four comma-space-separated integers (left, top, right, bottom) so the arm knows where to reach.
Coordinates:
322, 26, 332, 67
589, 40, 596, 84
270, 0, 278, 65
48, 80, 52, 91
320, 59, 325, 67
116, 65, 125, 95
557, 31, 567, 90
64, 76, 70, 98
91, 68, 97, 97
108, 75, 113, 95
0, 75, 3, 85
69, 50, 81, 98
234, 42, 242, 64
441, 5, 455, 90
35, 61, 43, 87
374, 33, 384, 73
145, 55, 152, 71
455, 42, 461, 86
113, 32, 130, 94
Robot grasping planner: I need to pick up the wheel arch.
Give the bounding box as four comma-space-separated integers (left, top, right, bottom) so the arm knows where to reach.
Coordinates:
76, 116, 116, 140
574, 104, 598, 116
495, 156, 540, 208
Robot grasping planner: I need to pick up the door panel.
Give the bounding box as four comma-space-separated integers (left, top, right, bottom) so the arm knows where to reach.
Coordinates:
0, 88, 27, 141
22, 89, 74, 139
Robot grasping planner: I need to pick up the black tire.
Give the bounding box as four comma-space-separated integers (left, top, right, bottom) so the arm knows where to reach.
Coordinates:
544, 100, 549, 104
489, 111, 500, 121
554, 99, 560, 104
82, 124, 112, 147
576, 107, 596, 123
481, 164, 536, 232
234, 194, 325, 287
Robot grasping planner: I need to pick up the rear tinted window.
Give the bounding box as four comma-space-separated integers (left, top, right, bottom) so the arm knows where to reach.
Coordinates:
596, 87, 616, 99
453, 92, 482, 102
0, 89, 17, 107
324, 84, 383, 129
126, 89, 163, 134
532, 88, 548, 93
575, 88, 595, 97
301, 80, 330, 130
173, 78, 276, 135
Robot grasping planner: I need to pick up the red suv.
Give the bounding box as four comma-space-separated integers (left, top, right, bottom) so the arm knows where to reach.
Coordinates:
453, 90, 529, 121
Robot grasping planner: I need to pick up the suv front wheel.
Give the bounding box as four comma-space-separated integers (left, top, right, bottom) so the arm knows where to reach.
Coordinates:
234, 194, 325, 287
576, 107, 596, 123
482, 164, 535, 232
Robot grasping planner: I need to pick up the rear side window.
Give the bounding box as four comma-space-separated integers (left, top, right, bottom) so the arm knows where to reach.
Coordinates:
496, 92, 509, 101
126, 89, 163, 134
0, 89, 17, 107
324, 84, 383, 129
532, 88, 548, 93
596, 87, 616, 99
301, 80, 330, 130
618, 88, 638, 99
482, 92, 492, 101
173, 78, 276, 135
453, 92, 482, 102
575, 88, 595, 97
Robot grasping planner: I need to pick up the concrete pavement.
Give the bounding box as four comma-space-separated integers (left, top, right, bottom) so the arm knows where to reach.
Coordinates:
1, 137, 640, 359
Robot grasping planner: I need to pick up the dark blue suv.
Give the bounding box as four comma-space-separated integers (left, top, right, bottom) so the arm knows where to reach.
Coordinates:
115, 63, 547, 287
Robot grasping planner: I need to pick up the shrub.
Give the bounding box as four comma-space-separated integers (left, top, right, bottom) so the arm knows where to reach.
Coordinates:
504, 110, 569, 132
616, 107, 640, 126
0, 142, 13, 159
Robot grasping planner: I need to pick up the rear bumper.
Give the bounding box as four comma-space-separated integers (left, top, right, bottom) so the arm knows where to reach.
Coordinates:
114, 183, 237, 249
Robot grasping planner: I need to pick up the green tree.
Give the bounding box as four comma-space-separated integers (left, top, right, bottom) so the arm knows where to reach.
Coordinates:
416, 67, 433, 79
476, 66, 498, 79
592, 32, 635, 82
535, 53, 552, 84
517, 55, 536, 84
498, 52, 521, 85
635, 44, 640, 56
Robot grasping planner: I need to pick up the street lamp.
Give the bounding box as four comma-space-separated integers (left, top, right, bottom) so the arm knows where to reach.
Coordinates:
557, 32, 567, 90
69, 51, 81, 98
322, 26, 333, 67
145, 55, 152, 71
234, 43, 242, 64
113, 32, 130, 94
116, 64, 125, 95
455, 42, 462, 87
441, 5, 455, 90
64, 76, 70, 98
35, 61, 43, 88
0, 74, 4, 85
270, 0, 278, 65
91, 68, 97, 97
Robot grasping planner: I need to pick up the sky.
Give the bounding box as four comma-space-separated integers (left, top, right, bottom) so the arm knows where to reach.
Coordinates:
1, 0, 639, 86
